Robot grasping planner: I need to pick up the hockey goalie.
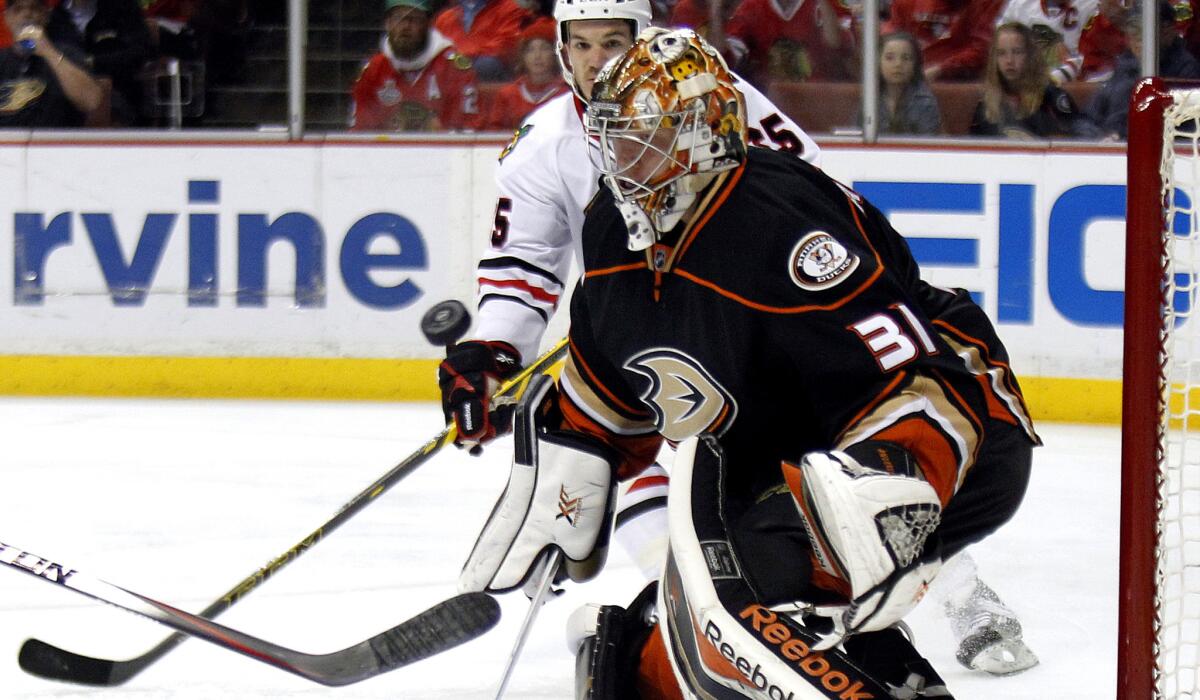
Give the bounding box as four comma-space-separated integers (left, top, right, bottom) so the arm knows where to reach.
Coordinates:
459, 28, 1039, 699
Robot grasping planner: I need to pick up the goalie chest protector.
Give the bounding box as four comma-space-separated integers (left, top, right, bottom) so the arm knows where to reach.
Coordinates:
572, 148, 1035, 500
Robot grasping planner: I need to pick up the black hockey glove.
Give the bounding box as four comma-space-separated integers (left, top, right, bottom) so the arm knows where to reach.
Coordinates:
438, 340, 522, 453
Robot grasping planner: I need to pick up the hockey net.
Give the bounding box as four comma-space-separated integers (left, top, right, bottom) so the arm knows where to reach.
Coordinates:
1122, 78, 1200, 699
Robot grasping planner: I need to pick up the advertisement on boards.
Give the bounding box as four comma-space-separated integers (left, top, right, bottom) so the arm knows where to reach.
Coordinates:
0, 140, 1135, 411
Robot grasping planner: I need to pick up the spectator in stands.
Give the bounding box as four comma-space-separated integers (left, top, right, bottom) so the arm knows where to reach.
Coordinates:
1159, 0, 1200, 75
725, 0, 858, 90
1075, 0, 1131, 81
482, 18, 564, 129
1088, 0, 1200, 138
997, 0, 1117, 85
0, 0, 103, 126
45, 0, 153, 125
1171, 0, 1200, 61
970, 21, 1104, 137
433, 0, 534, 81
351, 0, 481, 132
884, 0, 1006, 81
860, 31, 942, 134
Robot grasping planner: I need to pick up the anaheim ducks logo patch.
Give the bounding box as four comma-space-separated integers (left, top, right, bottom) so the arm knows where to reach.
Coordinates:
625, 348, 737, 442
788, 231, 859, 291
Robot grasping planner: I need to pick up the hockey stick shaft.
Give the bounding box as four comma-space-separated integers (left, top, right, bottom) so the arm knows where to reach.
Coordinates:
493, 549, 563, 699
19, 337, 569, 686
2, 540, 500, 686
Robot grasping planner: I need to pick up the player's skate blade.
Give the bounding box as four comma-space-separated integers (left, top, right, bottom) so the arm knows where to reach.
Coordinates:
955, 627, 1039, 675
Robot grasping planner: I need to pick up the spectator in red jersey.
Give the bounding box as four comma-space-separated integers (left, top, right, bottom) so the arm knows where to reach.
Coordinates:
1077, 0, 1129, 81
482, 18, 564, 129
350, 0, 482, 132
883, 0, 1006, 81
433, 0, 533, 81
725, 0, 859, 90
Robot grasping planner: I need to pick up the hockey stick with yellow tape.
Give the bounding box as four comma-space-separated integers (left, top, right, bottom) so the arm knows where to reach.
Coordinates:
18, 300, 568, 687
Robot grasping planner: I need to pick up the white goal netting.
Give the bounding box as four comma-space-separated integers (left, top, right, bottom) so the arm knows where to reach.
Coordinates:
1155, 88, 1200, 699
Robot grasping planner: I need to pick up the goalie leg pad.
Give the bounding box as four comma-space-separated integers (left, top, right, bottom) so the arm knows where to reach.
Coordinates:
568, 583, 663, 699
843, 626, 952, 698
460, 375, 620, 593
659, 437, 897, 700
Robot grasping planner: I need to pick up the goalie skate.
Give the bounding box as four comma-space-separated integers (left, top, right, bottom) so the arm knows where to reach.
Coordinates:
944, 579, 1038, 675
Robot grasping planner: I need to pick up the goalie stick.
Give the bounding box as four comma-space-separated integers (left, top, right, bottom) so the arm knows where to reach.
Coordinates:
18, 335, 569, 687
493, 549, 563, 699
3, 540, 500, 686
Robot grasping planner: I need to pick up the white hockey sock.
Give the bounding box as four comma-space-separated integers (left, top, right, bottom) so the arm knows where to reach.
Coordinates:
613, 463, 669, 580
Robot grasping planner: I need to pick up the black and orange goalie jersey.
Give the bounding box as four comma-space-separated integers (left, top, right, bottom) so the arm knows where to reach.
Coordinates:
558, 147, 1038, 506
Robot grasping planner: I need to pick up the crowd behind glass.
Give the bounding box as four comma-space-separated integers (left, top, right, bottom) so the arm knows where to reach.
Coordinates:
0, 0, 1190, 139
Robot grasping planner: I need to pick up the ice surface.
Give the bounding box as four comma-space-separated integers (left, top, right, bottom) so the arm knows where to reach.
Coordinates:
0, 398, 1119, 698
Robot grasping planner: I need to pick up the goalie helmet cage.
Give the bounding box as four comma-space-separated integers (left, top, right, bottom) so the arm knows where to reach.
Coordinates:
1121, 77, 1200, 699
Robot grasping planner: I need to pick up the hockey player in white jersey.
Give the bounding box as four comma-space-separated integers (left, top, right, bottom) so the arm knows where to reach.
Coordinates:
466, 1, 820, 369
437, 0, 1036, 680
437, 0, 820, 582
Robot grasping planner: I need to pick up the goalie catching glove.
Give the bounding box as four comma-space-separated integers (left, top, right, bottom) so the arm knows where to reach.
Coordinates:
460, 374, 620, 593
438, 340, 522, 453
785, 443, 944, 650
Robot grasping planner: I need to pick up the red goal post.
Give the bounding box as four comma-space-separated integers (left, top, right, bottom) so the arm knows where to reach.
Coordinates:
1121, 77, 1200, 700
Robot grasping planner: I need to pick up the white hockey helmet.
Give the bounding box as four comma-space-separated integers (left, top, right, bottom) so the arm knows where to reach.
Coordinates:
554, 0, 653, 97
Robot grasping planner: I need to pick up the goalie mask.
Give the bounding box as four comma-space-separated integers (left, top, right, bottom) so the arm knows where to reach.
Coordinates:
587, 28, 747, 249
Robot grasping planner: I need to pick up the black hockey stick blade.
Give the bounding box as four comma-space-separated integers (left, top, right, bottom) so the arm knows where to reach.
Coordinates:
6, 539, 500, 686
18, 592, 500, 687
19, 638, 129, 687
16, 337, 567, 687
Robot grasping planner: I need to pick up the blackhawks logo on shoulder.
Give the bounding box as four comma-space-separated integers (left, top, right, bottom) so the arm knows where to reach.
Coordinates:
788, 230, 859, 291
498, 124, 533, 163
